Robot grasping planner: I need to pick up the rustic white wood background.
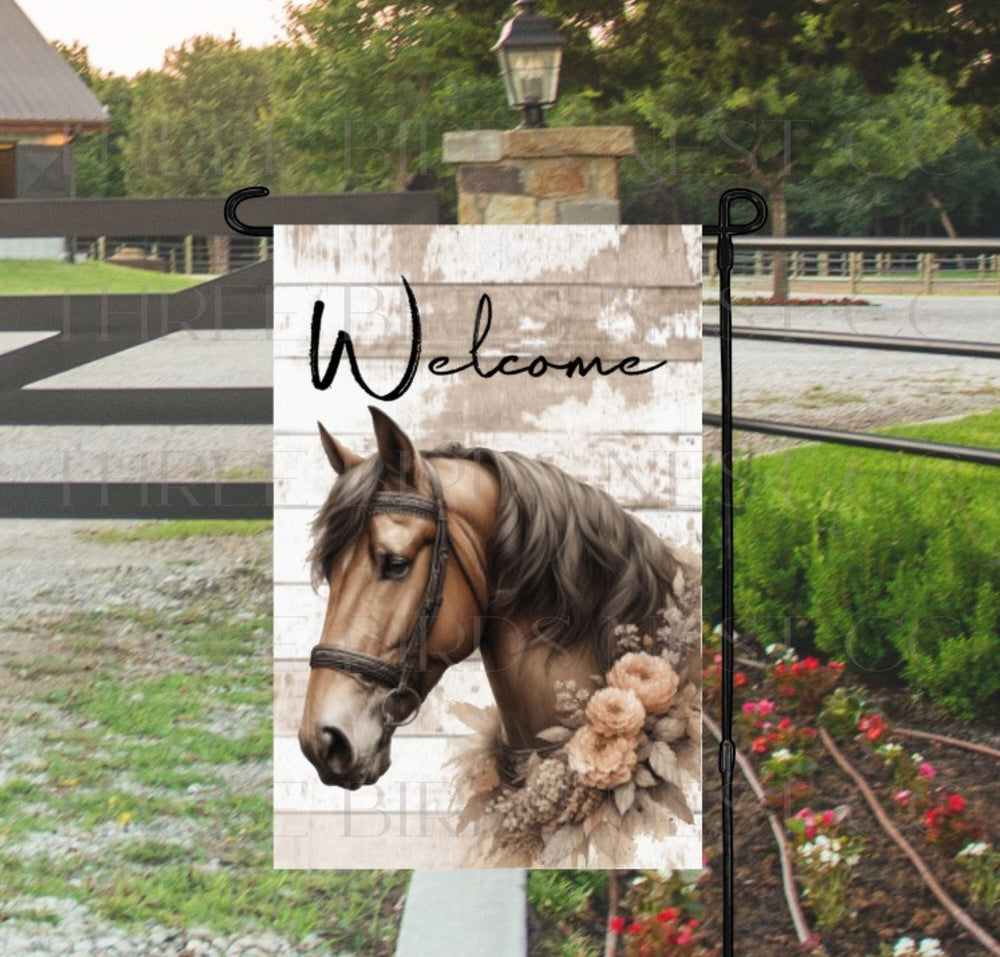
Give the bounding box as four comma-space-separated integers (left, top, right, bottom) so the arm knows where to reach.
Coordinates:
273, 225, 702, 869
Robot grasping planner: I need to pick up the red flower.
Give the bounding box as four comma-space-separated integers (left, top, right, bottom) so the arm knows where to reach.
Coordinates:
827, 661, 845, 671
803, 727, 817, 737
947, 794, 966, 813
925, 807, 944, 827
734, 672, 747, 687
751, 737, 769, 753
627, 922, 643, 936
857, 714, 886, 741
656, 907, 678, 924
791, 662, 802, 675
802, 657, 820, 670
687, 919, 700, 930
778, 717, 791, 731
775, 663, 786, 676
609, 916, 626, 934
675, 926, 694, 945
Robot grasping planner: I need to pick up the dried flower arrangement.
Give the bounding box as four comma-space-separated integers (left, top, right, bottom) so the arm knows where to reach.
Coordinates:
448, 566, 702, 867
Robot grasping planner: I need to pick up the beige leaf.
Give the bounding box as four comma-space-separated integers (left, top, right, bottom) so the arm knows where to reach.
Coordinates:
634, 766, 657, 788
661, 781, 695, 825
621, 808, 642, 838
649, 741, 679, 782
456, 793, 492, 833
540, 825, 585, 867
653, 715, 687, 741
590, 822, 620, 858
614, 781, 635, 816
536, 725, 573, 744
448, 701, 499, 734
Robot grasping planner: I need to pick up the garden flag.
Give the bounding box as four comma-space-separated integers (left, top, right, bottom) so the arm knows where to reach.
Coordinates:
272, 225, 703, 868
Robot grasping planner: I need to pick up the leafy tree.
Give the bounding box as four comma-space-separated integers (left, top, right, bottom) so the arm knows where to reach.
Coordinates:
273, 1, 515, 199
120, 36, 283, 196
820, 0, 1000, 144
55, 41, 132, 197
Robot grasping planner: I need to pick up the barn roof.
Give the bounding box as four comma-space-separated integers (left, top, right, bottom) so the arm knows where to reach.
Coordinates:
0, 0, 109, 132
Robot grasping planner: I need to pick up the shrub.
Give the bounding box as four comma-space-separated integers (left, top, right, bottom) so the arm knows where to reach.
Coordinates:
702, 421, 1000, 720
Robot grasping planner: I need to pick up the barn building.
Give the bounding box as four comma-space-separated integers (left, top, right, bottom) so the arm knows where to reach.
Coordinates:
0, 0, 108, 200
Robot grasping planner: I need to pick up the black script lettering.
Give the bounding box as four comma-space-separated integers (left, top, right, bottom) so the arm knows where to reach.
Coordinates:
310, 280, 668, 395
310, 275, 421, 399
427, 291, 667, 380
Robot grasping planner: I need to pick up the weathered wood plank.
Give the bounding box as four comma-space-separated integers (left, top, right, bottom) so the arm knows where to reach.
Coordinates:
274, 224, 700, 287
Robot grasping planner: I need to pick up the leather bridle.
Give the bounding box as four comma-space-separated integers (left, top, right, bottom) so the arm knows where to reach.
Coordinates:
308, 461, 483, 736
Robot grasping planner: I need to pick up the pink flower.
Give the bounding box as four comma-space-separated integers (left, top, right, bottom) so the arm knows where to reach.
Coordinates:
757, 699, 776, 715
918, 762, 937, 779
742, 701, 756, 714
821, 810, 834, 827
894, 790, 912, 807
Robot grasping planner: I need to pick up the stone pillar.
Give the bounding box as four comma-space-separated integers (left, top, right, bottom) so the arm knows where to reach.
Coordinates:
443, 126, 633, 225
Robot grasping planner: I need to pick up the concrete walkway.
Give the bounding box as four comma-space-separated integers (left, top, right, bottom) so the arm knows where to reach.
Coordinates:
395, 870, 527, 957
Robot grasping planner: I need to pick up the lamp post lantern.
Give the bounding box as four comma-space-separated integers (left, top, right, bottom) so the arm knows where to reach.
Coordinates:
492, 1, 566, 130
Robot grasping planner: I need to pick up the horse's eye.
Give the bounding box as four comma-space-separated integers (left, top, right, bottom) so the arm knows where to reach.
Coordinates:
381, 556, 411, 581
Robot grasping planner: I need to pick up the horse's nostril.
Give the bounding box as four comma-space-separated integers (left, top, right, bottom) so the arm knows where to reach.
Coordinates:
321, 726, 354, 775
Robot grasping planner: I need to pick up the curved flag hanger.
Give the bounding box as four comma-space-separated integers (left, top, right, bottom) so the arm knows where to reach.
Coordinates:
226, 185, 769, 957
224, 186, 274, 238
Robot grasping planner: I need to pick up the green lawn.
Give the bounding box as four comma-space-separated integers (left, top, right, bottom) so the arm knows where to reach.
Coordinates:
0, 259, 207, 295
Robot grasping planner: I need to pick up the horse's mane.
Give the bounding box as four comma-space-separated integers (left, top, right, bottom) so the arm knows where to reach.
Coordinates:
309, 442, 684, 665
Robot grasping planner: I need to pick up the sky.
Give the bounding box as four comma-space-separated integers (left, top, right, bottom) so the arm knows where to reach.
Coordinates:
16, 0, 288, 76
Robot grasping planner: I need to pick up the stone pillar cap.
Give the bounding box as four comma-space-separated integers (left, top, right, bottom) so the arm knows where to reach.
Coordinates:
444, 126, 634, 163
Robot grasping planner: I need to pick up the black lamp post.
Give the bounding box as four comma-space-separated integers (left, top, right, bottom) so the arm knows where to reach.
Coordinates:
492, 1, 566, 130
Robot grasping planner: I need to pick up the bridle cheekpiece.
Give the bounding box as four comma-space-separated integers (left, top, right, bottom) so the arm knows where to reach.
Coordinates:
308, 462, 451, 732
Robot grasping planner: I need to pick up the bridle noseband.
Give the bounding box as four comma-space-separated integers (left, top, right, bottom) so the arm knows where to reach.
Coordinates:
309, 462, 476, 735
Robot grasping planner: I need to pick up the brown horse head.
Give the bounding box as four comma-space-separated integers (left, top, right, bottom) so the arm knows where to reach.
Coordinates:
298, 408, 492, 789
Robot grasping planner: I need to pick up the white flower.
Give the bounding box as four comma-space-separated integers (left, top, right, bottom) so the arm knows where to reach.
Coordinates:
917, 939, 945, 957
771, 748, 794, 762
893, 938, 917, 955
910, 752, 924, 763
764, 643, 780, 656
957, 841, 988, 858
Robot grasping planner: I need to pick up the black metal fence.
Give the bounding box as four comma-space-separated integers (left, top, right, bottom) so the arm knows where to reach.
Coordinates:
702, 236, 1000, 467
0, 192, 439, 519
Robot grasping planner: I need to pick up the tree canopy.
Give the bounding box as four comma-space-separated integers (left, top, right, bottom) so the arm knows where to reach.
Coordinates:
54, 0, 1000, 253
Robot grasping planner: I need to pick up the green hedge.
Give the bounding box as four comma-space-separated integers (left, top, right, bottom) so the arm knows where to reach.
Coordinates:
703, 411, 1000, 719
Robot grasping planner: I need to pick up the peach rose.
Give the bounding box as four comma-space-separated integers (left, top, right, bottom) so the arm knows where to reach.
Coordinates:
566, 725, 638, 789
585, 686, 646, 738
607, 652, 680, 715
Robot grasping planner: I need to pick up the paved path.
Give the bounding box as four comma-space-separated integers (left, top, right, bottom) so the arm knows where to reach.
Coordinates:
395, 871, 527, 957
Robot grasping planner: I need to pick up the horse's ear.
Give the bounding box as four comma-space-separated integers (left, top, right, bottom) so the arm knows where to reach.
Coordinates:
317, 422, 363, 475
369, 406, 421, 488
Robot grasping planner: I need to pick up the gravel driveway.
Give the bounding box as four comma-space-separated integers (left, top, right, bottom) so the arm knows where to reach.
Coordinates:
704, 295, 1000, 456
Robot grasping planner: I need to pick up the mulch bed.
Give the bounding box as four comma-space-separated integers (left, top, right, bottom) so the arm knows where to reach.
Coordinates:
692, 657, 1000, 956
